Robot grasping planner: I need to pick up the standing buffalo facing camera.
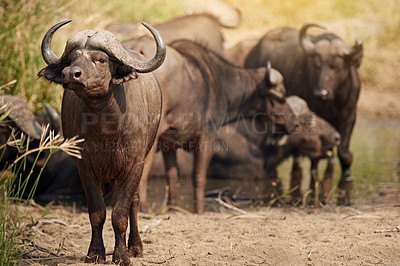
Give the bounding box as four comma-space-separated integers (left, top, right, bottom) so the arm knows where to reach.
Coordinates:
245, 24, 363, 205
38, 20, 165, 265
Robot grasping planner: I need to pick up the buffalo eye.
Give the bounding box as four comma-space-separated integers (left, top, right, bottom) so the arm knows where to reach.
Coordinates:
95, 58, 107, 64
334, 58, 345, 73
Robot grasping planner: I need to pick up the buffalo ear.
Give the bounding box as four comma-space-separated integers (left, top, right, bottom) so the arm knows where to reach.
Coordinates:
346, 40, 363, 68
111, 65, 138, 85
37, 64, 64, 84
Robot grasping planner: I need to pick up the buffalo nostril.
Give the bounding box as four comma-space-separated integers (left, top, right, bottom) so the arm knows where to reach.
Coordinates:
74, 71, 81, 78
292, 123, 300, 133
335, 132, 341, 145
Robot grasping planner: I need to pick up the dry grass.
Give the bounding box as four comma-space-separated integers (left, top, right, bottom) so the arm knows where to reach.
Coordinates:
0, 102, 83, 264
0, 0, 398, 113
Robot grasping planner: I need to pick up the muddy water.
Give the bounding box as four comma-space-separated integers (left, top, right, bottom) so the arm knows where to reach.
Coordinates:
145, 119, 400, 212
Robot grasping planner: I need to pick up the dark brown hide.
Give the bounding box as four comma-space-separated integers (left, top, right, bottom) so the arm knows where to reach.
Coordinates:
125, 37, 296, 213
223, 37, 259, 66
0, 96, 84, 203
245, 24, 363, 205
38, 21, 165, 265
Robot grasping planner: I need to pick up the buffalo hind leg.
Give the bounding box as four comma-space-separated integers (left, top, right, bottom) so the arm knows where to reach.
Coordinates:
162, 149, 179, 206
192, 138, 213, 213
290, 156, 303, 202
337, 122, 354, 205
128, 190, 143, 257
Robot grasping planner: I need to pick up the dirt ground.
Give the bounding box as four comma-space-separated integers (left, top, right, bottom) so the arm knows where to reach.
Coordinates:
22, 189, 399, 266
19, 88, 399, 265
20, 2, 400, 265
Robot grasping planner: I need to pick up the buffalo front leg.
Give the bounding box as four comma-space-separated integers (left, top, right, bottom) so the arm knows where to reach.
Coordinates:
162, 148, 179, 205
78, 166, 107, 264
309, 159, 321, 207
337, 120, 355, 205
128, 190, 143, 257
290, 155, 303, 201
321, 157, 335, 204
264, 161, 282, 200
192, 139, 214, 213
112, 163, 144, 266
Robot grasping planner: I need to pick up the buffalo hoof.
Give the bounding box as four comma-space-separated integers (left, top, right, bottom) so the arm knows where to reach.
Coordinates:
337, 174, 353, 205
337, 191, 349, 206
113, 250, 132, 266
266, 178, 282, 201
85, 253, 105, 264
128, 245, 143, 257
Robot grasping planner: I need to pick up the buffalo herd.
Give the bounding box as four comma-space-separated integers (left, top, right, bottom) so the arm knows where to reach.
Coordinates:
0, 8, 363, 265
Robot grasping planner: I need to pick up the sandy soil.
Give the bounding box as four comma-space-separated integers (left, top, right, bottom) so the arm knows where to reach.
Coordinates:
19, 84, 399, 265
20, 2, 400, 265
20, 188, 399, 266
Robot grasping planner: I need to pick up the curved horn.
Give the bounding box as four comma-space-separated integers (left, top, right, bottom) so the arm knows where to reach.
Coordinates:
266, 61, 272, 85
299, 23, 326, 55
266, 61, 280, 87
122, 22, 166, 73
41, 19, 72, 65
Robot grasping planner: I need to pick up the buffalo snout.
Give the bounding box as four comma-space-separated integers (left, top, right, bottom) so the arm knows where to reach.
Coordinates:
290, 120, 300, 134
62, 66, 86, 88
313, 88, 329, 100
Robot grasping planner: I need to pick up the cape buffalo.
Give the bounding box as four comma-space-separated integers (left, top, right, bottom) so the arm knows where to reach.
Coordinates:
38, 20, 165, 265
223, 37, 259, 66
0, 95, 84, 204
146, 96, 340, 204
208, 96, 340, 196
125, 36, 297, 213
245, 24, 363, 205
106, 7, 242, 54
264, 96, 341, 202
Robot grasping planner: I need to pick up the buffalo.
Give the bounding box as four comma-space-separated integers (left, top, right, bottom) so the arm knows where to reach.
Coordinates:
124, 36, 297, 213
245, 24, 363, 205
146, 96, 341, 204
38, 20, 165, 265
223, 37, 259, 66
0, 95, 84, 203
106, 7, 242, 54
208, 96, 341, 199
263, 96, 341, 202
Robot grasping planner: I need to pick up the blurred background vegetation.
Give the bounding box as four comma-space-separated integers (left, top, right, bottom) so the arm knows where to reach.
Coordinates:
0, 0, 399, 112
